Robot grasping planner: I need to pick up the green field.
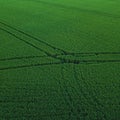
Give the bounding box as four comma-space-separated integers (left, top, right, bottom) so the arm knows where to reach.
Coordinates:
0, 0, 120, 119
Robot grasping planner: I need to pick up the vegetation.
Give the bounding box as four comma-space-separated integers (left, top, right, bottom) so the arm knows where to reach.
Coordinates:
0, 0, 120, 119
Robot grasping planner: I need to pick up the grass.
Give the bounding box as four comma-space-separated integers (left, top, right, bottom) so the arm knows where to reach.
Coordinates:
0, 0, 120, 119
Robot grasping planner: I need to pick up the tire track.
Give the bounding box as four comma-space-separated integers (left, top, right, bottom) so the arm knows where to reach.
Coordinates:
73, 65, 89, 100
61, 66, 91, 119
0, 20, 88, 57
0, 61, 63, 71
59, 66, 80, 119
82, 68, 108, 120
0, 27, 49, 55
0, 51, 120, 62
67, 52, 120, 56
72, 65, 90, 118
1, 21, 120, 57
57, 77, 74, 119
0, 24, 120, 71
0, 27, 63, 61
0, 54, 93, 62
0, 21, 67, 54
0, 59, 120, 71
0, 55, 47, 61
75, 66, 107, 120
60, 65, 89, 119
62, 59, 120, 65
1, 21, 120, 58
40, 58, 120, 64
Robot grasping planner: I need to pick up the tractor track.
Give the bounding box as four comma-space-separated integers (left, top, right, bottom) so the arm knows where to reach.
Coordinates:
59, 66, 80, 119
61, 65, 89, 119
73, 65, 90, 118
0, 1, 120, 119
56, 76, 74, 119
0, 54, 92, 62
0, 59, 120, 71
75, 66, 107, 120
0, 21, 67, 54
0, 62, 63, 71
1, 21, 120, 57
0, 27, 50, 56
0, 55, 47, 61
1, 50, 120, 62
0, 21, 120, 71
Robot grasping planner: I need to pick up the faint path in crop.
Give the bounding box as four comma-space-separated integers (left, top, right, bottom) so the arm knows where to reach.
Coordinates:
57, 69, 74, 119
27, 0, 120, 19
73, 65, 107, 120
59, 66, 80, 119
54, 65, 85, 119
63, 65, 89, 119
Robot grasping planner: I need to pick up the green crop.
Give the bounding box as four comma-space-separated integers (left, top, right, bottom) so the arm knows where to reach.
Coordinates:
0, 0, 120, 119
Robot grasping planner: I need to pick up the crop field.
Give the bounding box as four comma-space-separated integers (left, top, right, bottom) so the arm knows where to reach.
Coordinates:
0, 0, 120, 119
